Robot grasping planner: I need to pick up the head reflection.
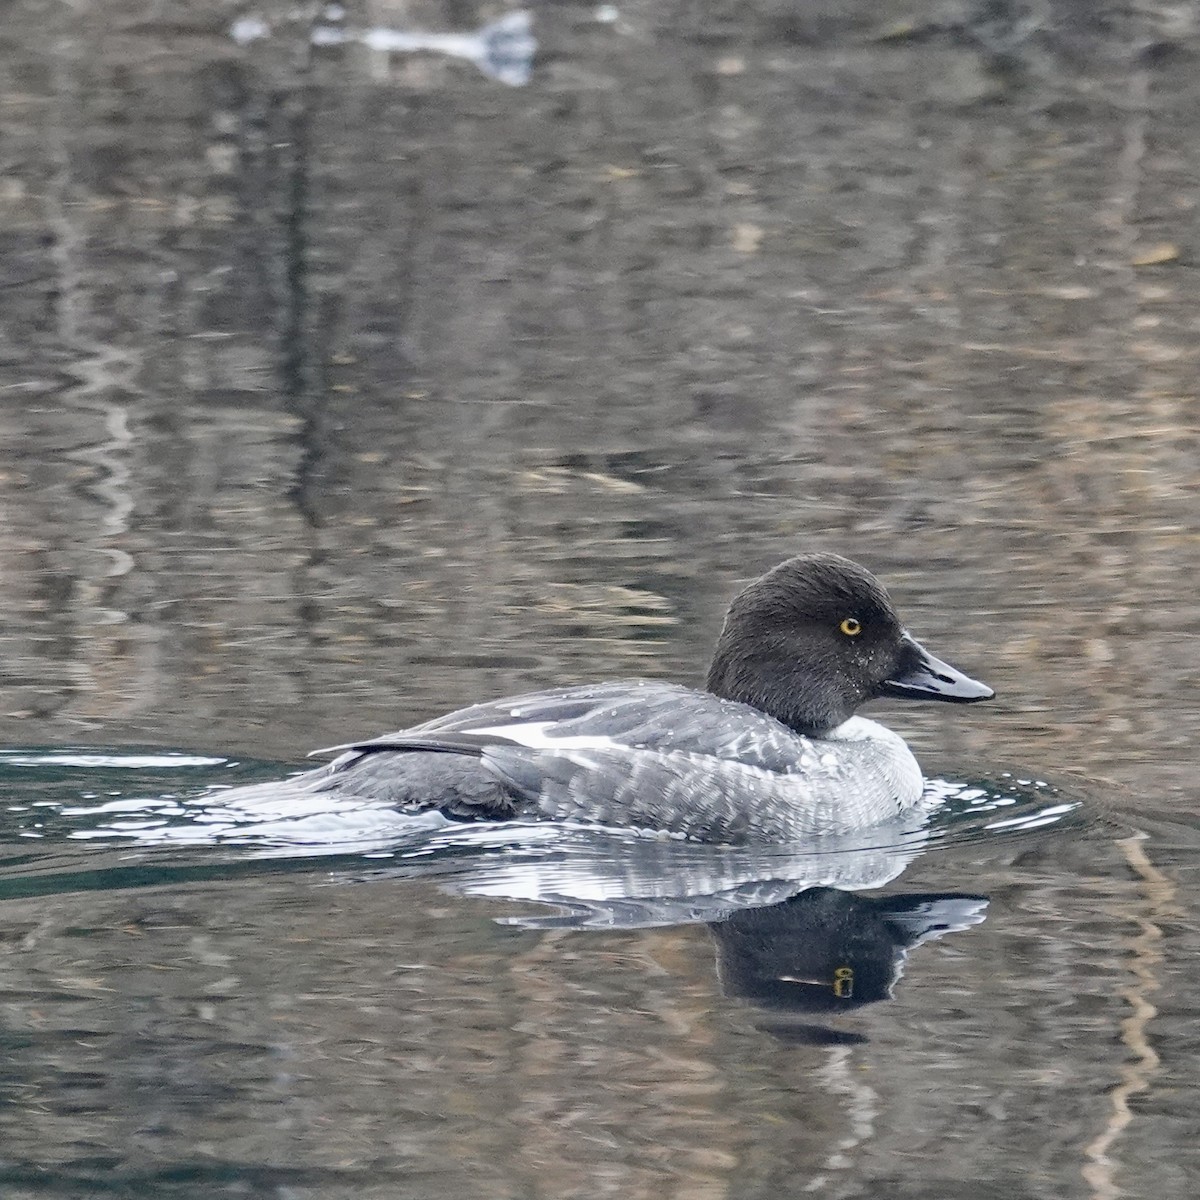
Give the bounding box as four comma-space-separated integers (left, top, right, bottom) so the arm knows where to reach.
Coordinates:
709, 887, 987, 1045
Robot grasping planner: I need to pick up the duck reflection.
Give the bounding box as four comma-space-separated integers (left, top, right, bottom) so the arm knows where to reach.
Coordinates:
429, 817, 989, 1043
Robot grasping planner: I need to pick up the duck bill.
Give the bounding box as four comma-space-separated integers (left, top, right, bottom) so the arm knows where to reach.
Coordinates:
881, 634, 994, 703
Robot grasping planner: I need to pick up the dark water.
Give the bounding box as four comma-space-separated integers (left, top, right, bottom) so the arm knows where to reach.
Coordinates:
3, 1, 1200, 1196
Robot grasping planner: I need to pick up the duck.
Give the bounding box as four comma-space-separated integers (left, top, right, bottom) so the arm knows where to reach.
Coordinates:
262, 553, 994, 843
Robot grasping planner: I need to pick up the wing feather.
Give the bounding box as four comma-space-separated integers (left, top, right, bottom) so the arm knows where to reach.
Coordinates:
318, 681, 814, 775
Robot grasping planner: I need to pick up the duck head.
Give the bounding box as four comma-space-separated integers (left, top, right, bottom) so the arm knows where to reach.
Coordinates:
705, 553, 993, 736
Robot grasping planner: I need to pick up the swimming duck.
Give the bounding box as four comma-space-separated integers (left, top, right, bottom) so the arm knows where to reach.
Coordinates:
280, 553, 992, 843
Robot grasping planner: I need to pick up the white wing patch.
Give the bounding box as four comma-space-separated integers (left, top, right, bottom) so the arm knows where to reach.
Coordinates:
472, 720, 624, 753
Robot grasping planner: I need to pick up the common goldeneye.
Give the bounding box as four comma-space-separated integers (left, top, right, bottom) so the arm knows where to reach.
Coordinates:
274, 553, 993, 842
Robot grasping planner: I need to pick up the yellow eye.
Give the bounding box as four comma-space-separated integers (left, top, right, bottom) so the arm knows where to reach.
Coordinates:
839, 616, 862, 637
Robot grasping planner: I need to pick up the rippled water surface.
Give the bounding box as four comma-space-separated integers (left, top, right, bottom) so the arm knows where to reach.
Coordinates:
3, 1, 1200, 1197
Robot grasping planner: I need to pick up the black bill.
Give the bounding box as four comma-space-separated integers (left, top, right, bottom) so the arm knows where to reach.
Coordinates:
881, 633, 994, 703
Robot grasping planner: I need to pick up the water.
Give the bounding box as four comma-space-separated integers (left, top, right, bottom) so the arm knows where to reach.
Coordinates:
0, 753, 1183, 1199
3, 0, 1200, 1195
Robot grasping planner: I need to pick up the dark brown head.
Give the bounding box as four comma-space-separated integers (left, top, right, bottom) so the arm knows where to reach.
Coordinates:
705, 553, 992, 736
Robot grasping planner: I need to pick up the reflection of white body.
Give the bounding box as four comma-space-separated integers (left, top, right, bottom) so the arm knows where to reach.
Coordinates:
232, 11, 538, 87
441, 816, 939, 928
